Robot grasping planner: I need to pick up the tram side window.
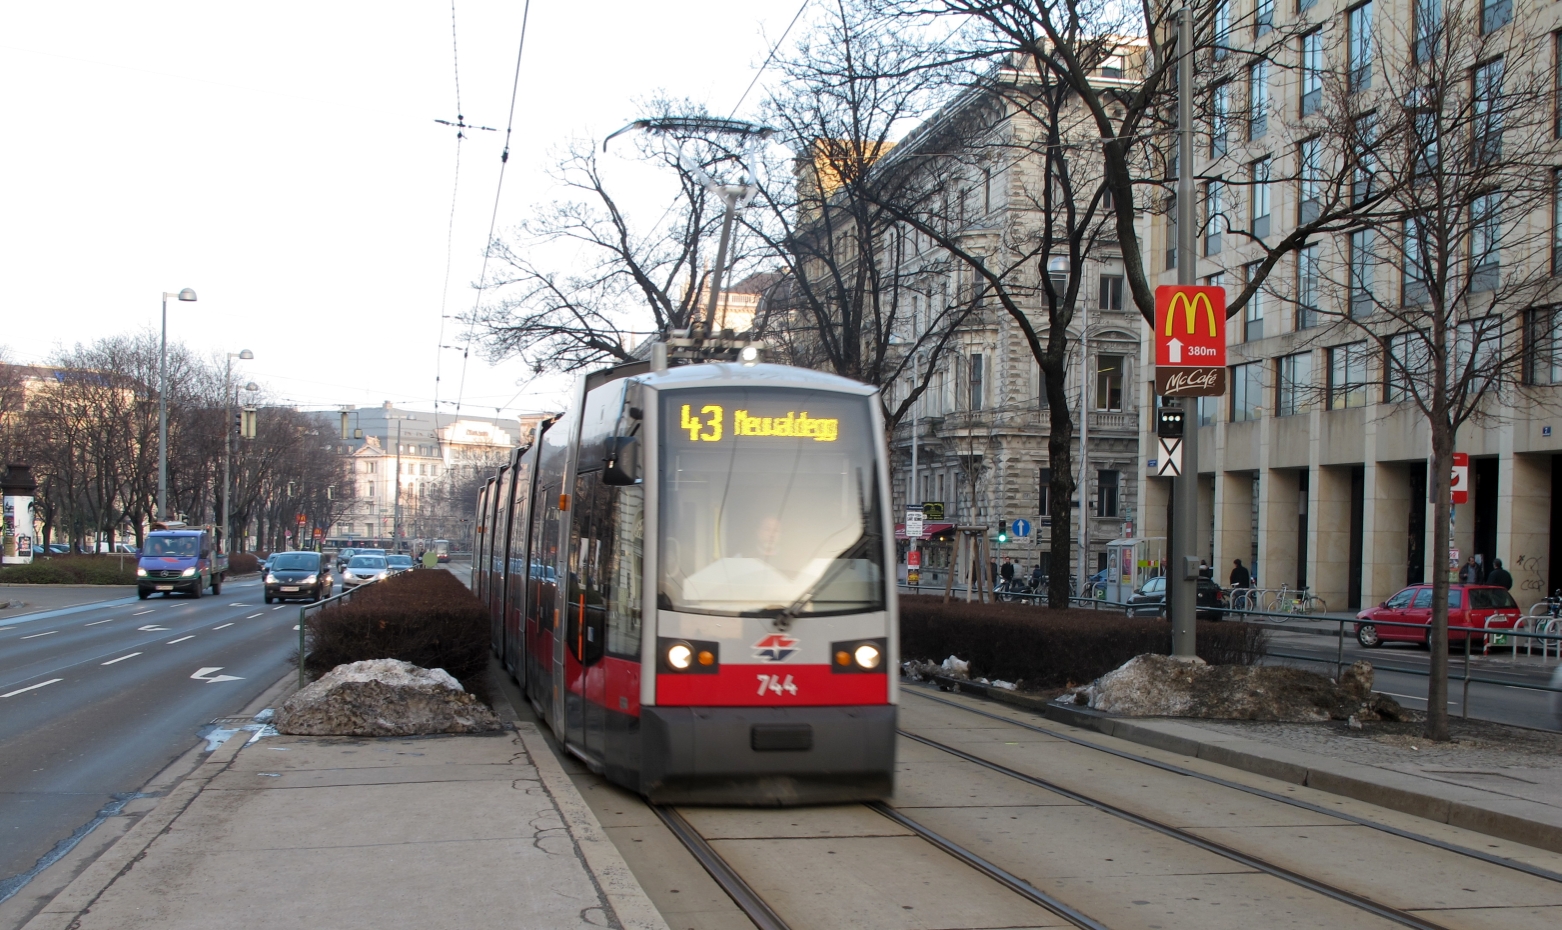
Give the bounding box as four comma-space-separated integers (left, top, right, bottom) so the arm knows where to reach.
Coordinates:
568, 472, 644, 659
530, 483, 561, 632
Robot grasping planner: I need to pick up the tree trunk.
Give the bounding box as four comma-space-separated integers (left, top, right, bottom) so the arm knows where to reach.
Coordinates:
1044, 362, 1075, 608
1426, 413, 1453, 741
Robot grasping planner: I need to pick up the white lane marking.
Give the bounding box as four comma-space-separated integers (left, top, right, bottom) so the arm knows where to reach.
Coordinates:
246, 613, 263, 619
137, 625, 169, 631
2, 679, 63, 698
1378, 691, 1457, 705
227, 603, 251, 607
102, 653, 142, 665
293, 625, 300, 630
0, 627, 11, 631
20, 630, 59, 639
131, 609, 155, 616
271, 606, 285, 611
191, 667, 244, 683
213, 623, 234, 630
166, 635, 195, 644
85, 618, 116, 626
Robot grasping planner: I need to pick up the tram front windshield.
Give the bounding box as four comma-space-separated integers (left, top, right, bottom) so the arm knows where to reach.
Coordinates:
659, 387, 884, 617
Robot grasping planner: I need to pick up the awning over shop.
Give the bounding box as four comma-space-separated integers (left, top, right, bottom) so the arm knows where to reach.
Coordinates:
894, 522, 955, 541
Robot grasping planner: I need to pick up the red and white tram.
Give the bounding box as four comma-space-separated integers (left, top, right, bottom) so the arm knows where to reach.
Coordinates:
475, 357, 897, 804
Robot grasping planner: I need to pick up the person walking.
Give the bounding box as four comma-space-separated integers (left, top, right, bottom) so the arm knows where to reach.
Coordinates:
1459, 556, 1480, 584
1229, 558, 1251, 588
1487, 558, 1513, 591
1000, 557, 1015, 590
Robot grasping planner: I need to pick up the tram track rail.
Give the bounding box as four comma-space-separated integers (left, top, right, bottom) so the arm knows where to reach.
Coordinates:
906, 685, 1562, 886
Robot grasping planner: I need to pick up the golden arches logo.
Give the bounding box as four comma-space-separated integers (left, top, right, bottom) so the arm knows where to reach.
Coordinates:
1163, 291, 1218, 338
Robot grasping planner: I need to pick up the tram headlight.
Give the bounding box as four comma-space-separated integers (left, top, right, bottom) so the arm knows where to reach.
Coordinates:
658, 637, 720, 674
739, 345, 760, 365
854, 644, 881, 669
667, 642, 694, 670
831, 638, 888, 673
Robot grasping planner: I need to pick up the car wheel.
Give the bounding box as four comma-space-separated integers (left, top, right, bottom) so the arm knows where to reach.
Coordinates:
1357, 624, 1380, 648
264, 594, 274, 604
212, 577, 222, 595
138, 589, 150, 600
190, 581, 202, 599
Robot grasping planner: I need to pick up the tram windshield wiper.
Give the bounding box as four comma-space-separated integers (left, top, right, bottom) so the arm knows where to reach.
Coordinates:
742, 532, 879, 620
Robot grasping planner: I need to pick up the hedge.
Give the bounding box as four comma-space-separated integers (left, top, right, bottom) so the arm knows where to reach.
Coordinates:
899, 595, 1269, 689
228, 552, 262, 574
0, 555, 138, 585
303, 569, 491, 703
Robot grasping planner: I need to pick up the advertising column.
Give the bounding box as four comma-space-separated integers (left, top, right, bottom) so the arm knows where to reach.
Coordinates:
1, 464, 39, 565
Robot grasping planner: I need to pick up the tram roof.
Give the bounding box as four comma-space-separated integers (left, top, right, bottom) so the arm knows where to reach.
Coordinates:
638, 362, 876, 396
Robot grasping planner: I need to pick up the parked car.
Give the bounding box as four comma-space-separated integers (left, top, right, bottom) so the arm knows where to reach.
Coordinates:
264, 551, 333, 604
1125, 575, 1227, 621
341, 553, 389, 589
1353, 584, 1521, 648
386, 554, 415, 574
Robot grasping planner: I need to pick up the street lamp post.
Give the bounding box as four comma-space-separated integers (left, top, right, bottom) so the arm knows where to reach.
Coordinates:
383, 412, 416, 551
222, 350, 256, 555
158, 288, 198, 522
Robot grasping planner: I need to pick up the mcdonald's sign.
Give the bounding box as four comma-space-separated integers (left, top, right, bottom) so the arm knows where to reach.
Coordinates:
1154, 285, 1226, 368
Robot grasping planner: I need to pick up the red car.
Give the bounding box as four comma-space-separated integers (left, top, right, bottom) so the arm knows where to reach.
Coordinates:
1354, 584, 1521, 648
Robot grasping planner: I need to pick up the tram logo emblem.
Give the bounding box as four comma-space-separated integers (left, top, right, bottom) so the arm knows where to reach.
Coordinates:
752, 633, 799, 662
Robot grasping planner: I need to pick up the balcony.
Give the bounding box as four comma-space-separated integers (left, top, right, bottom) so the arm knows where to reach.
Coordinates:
1089, 411, 1136, 432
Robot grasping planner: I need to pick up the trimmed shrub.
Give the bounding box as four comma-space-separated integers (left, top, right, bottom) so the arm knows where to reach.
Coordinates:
229, 552, 261, 574
0, 555, 136, 585
304, 569, 491, 703
899, 595, 1268, 689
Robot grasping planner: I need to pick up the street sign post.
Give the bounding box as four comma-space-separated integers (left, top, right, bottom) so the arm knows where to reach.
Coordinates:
1451, 453, 1469, 505
1154, 286, 1227, 397
1012, 518, 1031, 538
905, 509, 925, 540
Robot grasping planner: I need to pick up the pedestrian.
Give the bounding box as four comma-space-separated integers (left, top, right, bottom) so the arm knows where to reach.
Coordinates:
1459, 555, 1480, 584
1000, 557, 1015, 587
1487, 558, 1513, 591
1030, 564, 1044, 590
1229, 558, 1251, 588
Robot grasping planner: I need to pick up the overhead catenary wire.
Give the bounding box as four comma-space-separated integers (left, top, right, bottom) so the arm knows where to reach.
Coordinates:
432, 0, 466, 420
452, 0, 533, 419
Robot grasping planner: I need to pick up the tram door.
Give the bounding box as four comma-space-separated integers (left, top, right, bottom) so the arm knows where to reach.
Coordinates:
503, 456, 532, 682
566, 470, 610, 759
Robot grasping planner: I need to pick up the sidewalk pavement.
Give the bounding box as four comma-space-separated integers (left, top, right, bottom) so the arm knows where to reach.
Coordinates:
0, 585, 135, 621
934, 676, 1562, 856
21, 678, 668, 930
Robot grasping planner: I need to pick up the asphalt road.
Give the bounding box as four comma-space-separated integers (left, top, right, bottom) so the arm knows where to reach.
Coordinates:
1263, 626, 1562, 730
0, 578, 304, 891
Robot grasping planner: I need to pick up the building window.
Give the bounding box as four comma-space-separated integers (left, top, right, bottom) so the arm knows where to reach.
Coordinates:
1250, 157, 1271, 238
1301, 31, 1323, 116
1474, 58, 1504, 164
1277, 352, 1313, 416
983, 168, 993, 212
1249, 61, 1269, 140
1350, 230, 1375, 317
1099, 274, 1124, 310
1038, 467, 1051, 516
1244, 262, 1264, 342
1454, 317, 1500, 380
1198, 395, 1218, 425
1353, 113, 1378, 205
1328, 342, 1369, 408
1097, 470, 1120, 517
1298, 244, 1320, 330
1204, 181, 1224, 256
1231, 363, 1263, 421
1553, 169, 1562, 276
1525, 306, 1562, 384
1096, 354, 1125, 410
1471, 191, 1500, 291
1211, 82, 1229, 157
1482, 0, 1510, 34
1349, 2, 1373, 92
1403, 216, 1430, 305
1415, 0, 1441, 63
969, 352, 984, 410
1101, 54, 1124, 78
1215, 0, 1230, 59
1555, 33, 1562, 140
1298, 137, 1320, 224
1386, 333, 1429, 402
1412, 96, 1439, 179
1256, 0, 1274, 35
1299, 0, 1316, 12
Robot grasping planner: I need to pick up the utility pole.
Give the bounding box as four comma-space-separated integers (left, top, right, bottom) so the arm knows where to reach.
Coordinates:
384, 411, 415, 552
1171, 2, 1199, 657
1078, 288, 1091, 598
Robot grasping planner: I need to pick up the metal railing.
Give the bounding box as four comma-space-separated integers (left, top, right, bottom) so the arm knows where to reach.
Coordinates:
295, 576, 382, 689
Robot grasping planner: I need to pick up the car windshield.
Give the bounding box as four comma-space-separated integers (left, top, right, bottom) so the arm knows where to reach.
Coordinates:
1140, 577, 1165, 594
145, 536, 199, 557
272, 553, 318, 571
1469, 588, 1516, 609
348, 555, 386, 569
388, 556, 413, 566
659, 387, 884, 617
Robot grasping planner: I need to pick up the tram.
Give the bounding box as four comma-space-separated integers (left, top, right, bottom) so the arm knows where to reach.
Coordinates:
474, 349, 897, 804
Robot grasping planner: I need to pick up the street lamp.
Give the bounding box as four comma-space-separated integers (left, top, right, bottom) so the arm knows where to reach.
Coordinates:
222, 350, 255, 556
382, 410, 416, 551
157, 288, 198, 522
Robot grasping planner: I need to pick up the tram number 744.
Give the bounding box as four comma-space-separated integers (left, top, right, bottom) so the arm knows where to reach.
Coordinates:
757, 674, 799, 696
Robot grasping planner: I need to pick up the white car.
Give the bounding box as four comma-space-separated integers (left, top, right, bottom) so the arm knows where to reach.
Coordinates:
341, 554, 389, 588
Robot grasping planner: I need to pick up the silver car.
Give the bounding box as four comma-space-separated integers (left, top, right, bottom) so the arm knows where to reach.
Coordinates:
341, 554, 389, 588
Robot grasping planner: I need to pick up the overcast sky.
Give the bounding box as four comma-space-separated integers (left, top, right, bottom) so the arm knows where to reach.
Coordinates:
1, 1, 807, 418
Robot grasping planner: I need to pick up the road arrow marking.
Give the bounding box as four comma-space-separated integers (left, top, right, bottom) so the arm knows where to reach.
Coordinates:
137, 625, 169, 632
167, 635, 195, 644
102, 653, 141, 665
1168, 337, 1183, 363
191, 667, 244, 683
2, 679, 63, 698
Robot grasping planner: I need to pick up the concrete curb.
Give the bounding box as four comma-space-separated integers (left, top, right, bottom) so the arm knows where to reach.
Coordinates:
20, 730, 248, 930
514, 723, 671, 930
928, 675, 1562, 855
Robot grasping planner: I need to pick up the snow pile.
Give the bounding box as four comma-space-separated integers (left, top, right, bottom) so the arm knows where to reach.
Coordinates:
277, 659, 500, 736
1059, 656, 1402, 723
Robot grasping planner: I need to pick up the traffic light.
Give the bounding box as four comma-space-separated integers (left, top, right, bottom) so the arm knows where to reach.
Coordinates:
232, 409, 243, 437
996, 521, 1008, 543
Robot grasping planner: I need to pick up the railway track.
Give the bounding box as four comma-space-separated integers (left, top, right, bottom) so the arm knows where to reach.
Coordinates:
647, 687, 1562, 930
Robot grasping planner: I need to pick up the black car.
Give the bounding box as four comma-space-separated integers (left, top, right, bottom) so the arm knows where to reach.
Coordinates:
264, 551, 333, 603
1125, 575, 1227, 620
